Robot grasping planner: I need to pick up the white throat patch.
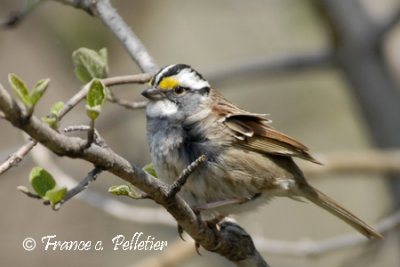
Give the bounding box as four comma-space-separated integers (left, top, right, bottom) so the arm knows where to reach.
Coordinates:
146, 99, 178, 118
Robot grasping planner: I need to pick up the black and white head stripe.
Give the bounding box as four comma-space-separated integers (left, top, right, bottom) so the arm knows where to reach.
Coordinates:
150, 64, 210, 90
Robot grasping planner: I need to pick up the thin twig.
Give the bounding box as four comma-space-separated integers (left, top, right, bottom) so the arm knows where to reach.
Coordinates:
103, 73, 152, 85
109, 98, 147, 110
1, 0, 42, 28
93, 0, 158, 72
64, 125, 107, 147
17, 185, 51, 205
57, 167, 103, 208
30, 143, 175, 226
59, 74, 151, 120
374, 6, 400, 46
17, 166, 103, 210
86, 119, 95, 147
168, 155, 207, 198
0, 139, 37, 175
53, 0, 94, 15
17, 185, 42, 199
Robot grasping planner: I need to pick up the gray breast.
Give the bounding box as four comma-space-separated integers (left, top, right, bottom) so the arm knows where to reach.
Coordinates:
146, 116, 224, 184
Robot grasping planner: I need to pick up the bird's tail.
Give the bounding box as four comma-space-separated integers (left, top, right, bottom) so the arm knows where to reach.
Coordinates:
299, 183, 383, 239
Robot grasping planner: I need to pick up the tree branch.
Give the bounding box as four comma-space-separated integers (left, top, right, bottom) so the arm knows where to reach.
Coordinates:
64, 125, 107, 148
23, 129, 399, 261
0, 74, 147, 177
29, 143, 176, 226
59, 73, 151, 120
167, 155, 207, 198
0, 80, 267, 266
54, 0, 95, 15
374, 6, 400, 46
0, 139, 37, 175
4, 0, 158, 72
1, 0, 42, 28
58, 167, 102, 206
93, 0, 158, 72
109, 98, 147, 110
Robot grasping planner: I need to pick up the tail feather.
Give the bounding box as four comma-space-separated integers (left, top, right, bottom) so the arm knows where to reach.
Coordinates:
300, 184, 383, 239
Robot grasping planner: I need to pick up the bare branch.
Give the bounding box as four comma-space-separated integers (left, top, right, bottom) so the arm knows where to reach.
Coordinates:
64, 125, 107, 147
8, 0, 158, 72
1, 0, 42, 28
109, 98, 147, 110
30, 143, 176, 226
374, 6, 400, 46
205, 50, 333, 84
102, 73, 152, 85
56, 167, 103, 209
59, 74, 151, 120
93, 0, 158, 72
53, 0, 94, 15
17, 185, 42, 199
0, 139, 37, 175
168, 155, 207, 198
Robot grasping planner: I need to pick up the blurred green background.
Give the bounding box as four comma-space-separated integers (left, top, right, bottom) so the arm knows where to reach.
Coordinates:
0, 0, 399, 266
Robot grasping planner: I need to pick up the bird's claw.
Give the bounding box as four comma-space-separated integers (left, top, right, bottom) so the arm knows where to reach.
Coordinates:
177, 224, 185, 241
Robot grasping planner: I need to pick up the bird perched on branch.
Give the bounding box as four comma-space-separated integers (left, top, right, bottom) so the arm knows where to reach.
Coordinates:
142, 64, 382, 239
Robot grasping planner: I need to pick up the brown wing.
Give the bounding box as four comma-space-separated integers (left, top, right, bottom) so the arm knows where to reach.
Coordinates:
211, 91, 322, 164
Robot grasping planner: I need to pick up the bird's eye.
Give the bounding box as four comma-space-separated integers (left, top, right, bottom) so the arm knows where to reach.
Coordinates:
174, 86, 185, 95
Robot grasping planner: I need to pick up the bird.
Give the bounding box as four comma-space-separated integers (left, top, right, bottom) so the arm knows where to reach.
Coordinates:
141, 63, 382, 239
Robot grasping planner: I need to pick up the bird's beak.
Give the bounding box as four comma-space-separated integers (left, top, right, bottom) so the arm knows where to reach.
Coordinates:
141, 87, 163, 100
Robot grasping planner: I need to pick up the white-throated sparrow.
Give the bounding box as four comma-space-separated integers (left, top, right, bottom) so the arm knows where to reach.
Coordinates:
142, 64, 382, 239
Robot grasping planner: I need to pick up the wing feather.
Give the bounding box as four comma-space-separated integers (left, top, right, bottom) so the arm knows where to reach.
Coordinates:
211, 91, 321, 164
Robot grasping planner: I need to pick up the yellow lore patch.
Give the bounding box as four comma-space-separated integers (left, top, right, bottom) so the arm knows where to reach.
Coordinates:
158, 77, 179, 90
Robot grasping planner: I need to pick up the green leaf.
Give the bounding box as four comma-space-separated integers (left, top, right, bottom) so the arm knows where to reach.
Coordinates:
72, 47, 109, 83
44, 187, 67, 204
86, 79, 105, 120
86, 106, 102, 120
108, 183, 142, 199
30, 78, 50, 106
87, 80, 106, 107
143, 163, 157, 178
42, 101, 64, 130
42, 115, 57, 129
29, 167, 56, 197
98, 48, 108, 67
50, 101, 64, 117
8, 73, 30, 107
108, 185, 130, 196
